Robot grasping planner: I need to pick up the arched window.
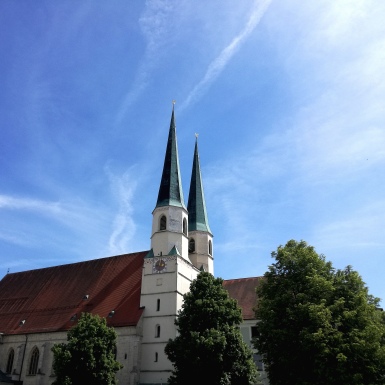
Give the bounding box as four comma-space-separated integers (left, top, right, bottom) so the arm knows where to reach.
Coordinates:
6, 348, 14, 374
155, 324, 160, 338
183, 218, 187, 235
156, 298, 160, 311
208, 240, 212, 255
155, 352, 158, 362
189, 238, 195, 253
159, 215, 167, 231
28, 347, 39, 375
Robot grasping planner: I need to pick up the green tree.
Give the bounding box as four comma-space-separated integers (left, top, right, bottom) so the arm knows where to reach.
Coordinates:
254, 239, 385, 385
52, 312, 122, 385
165, 271, 259, 385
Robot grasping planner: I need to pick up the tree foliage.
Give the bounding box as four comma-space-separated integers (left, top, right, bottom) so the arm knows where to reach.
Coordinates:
165, 271, 259, 385
52, 312, 122, 385
254, 239, 385, 385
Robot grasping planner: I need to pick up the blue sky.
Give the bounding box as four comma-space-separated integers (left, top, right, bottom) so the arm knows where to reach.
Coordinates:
1, 1, 385, 302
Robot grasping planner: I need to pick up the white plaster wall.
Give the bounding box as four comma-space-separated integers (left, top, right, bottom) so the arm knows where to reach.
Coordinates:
139, 255, 199, 385
151, 207, 188, 236
239, 320, 269, 385
142, 256, 176, 277
194, 232, 213, 256
140, 369, 171, 385
0, 331, 67, 385
141, 315, 176, 342
141, 292, 178, 318
0, 326, 140, 385
141, 260, 178, 297
151, 207, 188, 259
188, 231, 214, 274
177, 260, 199, 293
115, 327, 142, 385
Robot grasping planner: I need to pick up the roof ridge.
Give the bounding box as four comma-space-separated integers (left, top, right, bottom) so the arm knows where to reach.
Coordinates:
1, 250, 150, 276
223, 276, 262, 281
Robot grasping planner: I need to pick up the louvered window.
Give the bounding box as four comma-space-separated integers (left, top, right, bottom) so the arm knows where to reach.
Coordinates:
183, 218, 187, 235
189, 238, 195, 253
160, 215, 167, 230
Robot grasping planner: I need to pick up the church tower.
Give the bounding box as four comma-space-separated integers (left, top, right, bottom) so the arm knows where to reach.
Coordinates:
150, 104, 189, 260
187, 136, 214, 274
139, 106, 200, 385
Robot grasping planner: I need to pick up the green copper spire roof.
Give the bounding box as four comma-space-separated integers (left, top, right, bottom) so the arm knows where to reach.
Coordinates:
168, 245, 181, 256
187, 137, 212, 234
156, 107, 186, 209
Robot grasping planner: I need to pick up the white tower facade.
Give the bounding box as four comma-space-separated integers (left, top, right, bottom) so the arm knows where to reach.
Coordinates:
139, 107, 201, 385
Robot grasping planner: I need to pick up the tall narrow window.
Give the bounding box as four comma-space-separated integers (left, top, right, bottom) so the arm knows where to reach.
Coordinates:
155, 324, 161, 338
6, 348, 14, 374
160, 215, 167, 231
155, 352, 158, 362
28, 347, 39, 375
156, 299, 160, 311
112, 345, 117, 360
189, 238, 195, 253
208, 240, 212, 255
183, 218, 187, 235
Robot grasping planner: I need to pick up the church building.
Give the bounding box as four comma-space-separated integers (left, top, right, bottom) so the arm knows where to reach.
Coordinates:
0, 107, 267, 385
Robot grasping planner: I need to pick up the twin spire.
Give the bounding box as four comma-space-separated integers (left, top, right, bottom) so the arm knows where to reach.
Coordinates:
155, 106, 211, 233
187, 138, 212, 234
156, 108, 186, 209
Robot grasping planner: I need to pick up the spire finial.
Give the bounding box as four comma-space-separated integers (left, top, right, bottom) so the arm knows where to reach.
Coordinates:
195, 133, 199, 138
172, 100, 176, 111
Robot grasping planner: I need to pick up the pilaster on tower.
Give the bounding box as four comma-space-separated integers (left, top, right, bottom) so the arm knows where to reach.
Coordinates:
151, 105, 189, 261
187, 136, 214, 274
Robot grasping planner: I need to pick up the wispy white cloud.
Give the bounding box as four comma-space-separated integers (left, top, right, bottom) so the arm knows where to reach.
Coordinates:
0, 194, 108, 228
0, 231, 34, 248
0, 193, 110, 251
116, 0, 176, 123
180, 0, 272, 111
105, 166, 138, 255
116, 0, 272, 121
0, 195, 64, 216
286, 4, 385, 186
139, 0, 174, 53
206, 0, 385, 279
224, 0, 385, 185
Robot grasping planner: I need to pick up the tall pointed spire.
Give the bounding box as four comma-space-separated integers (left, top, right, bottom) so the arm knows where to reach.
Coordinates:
156, 104, 186, 209
187, 136, 212, 234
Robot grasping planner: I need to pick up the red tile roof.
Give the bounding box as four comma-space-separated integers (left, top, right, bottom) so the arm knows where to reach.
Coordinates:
223, 277, 262, 320
0, 252, 261, 335
0, 251, 148, 335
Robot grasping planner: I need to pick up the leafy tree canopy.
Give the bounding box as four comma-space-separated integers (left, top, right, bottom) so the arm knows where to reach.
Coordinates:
52, 312, 122, 385
165, 271, 259, 385
254, 239, 385, 385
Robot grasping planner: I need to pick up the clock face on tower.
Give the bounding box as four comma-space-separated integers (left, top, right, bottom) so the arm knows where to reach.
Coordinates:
153, 258, 167, 273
